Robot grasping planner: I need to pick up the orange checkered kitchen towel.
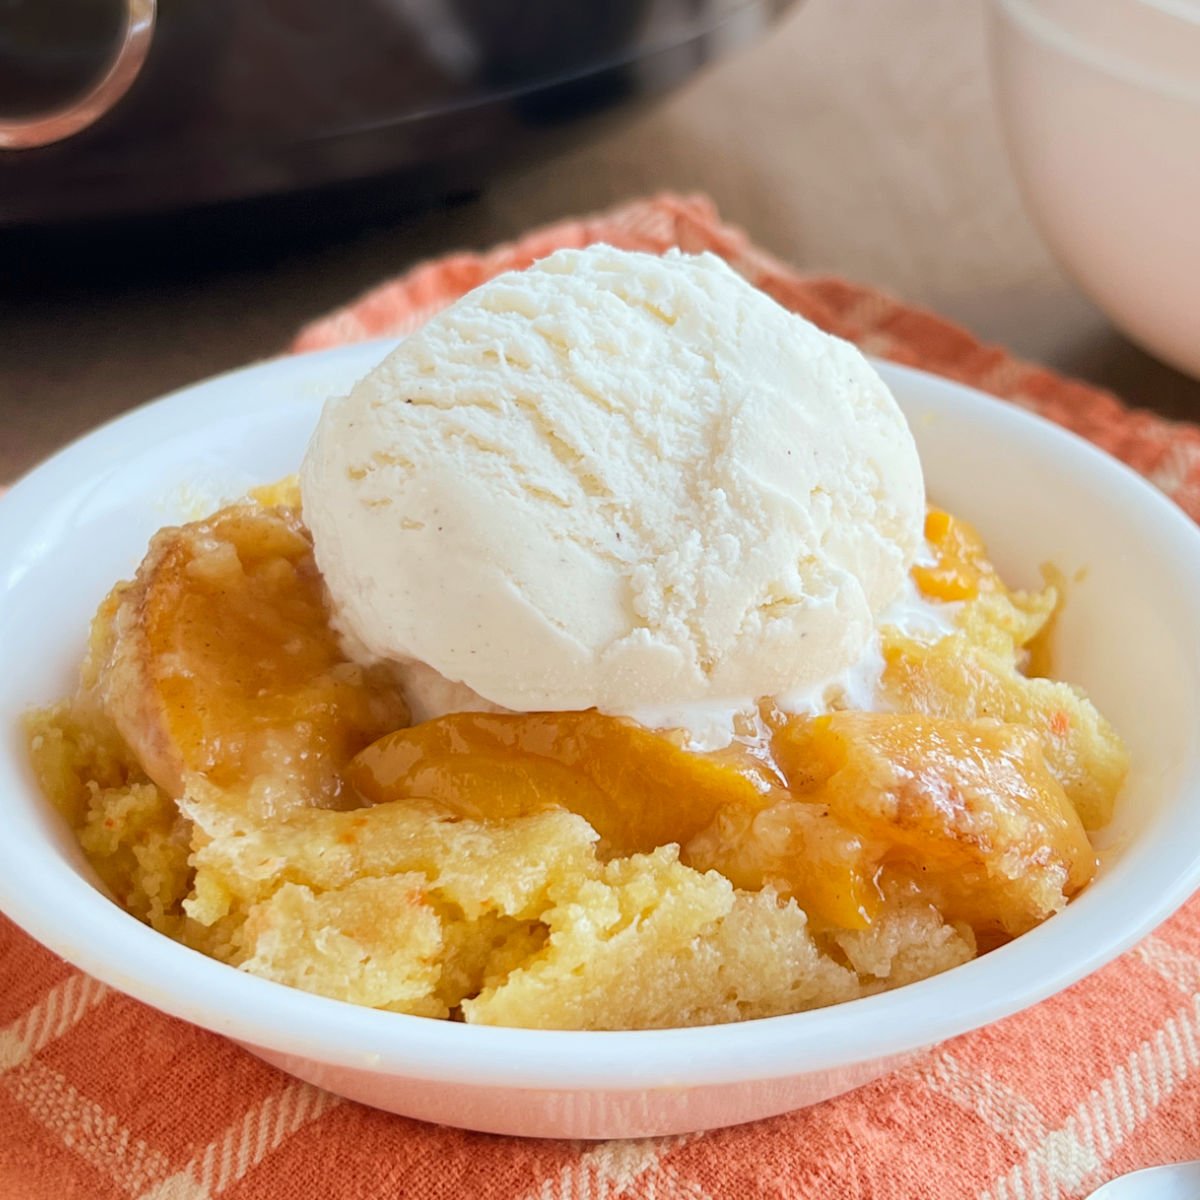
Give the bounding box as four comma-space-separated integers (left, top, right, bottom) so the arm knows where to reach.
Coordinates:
4, 193, 1200, 1200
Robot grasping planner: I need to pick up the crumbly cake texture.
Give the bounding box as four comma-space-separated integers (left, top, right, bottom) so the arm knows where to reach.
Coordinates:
25, 501, 1127, 1030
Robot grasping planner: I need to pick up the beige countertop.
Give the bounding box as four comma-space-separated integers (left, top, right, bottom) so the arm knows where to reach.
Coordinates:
3, 0, 1198, 483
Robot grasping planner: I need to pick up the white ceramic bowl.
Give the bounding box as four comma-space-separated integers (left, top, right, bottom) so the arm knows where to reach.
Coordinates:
3, 342, 1200, 1140
988, 0, 1200, 378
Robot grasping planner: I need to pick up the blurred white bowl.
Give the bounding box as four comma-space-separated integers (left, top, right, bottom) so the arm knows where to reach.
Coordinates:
988, 0, 1200, 378
2, 342, 1200, 1138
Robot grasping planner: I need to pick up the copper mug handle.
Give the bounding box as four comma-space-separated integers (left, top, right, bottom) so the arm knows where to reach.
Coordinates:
0, 0, 157, 150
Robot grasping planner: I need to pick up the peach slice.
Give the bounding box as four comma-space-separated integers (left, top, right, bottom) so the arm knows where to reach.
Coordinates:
95, 503, 408, 810
768, 712, 1097, 935
912, 508, 1001, 603
348, 710, 781, 856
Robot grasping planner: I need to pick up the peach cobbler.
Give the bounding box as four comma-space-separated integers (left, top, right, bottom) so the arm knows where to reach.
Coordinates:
26, 247, 1127, 1029
25, 494, 1126, 1029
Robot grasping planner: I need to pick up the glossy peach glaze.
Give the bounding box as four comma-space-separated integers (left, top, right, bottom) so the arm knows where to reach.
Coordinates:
348, 711, 781, 855
67, 501, 1106, 943
912, 507, 1000, 601
29, 500, 1123, 1024
349, 508, 1099, 944
93, 503, 408, 814
351, 705, 1094, 940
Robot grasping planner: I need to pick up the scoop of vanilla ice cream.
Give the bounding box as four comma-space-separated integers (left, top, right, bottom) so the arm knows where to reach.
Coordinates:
300, 245, 924, 713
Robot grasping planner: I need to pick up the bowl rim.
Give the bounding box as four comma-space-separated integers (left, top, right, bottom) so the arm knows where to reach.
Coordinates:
989, 0, 1200, 106
3, 343, 1200, 1091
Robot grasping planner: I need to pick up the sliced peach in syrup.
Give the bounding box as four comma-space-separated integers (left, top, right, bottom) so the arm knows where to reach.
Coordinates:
912, 508, 1002, 602
770, 712, 1096, 936
348, 711, 780, 857
96, 503, 408, 811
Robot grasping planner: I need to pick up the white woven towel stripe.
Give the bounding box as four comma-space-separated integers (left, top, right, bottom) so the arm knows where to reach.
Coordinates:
136, 1082, 341, 1200
517, 1133, 702, 1200
915, 1050, 1051, 1152
0, 973, 109, 1074
981, 991, 1200, 1200
3, 1059, 171, 1193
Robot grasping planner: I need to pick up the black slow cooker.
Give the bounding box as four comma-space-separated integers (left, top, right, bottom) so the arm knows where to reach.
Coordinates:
0, 0, 794, 227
